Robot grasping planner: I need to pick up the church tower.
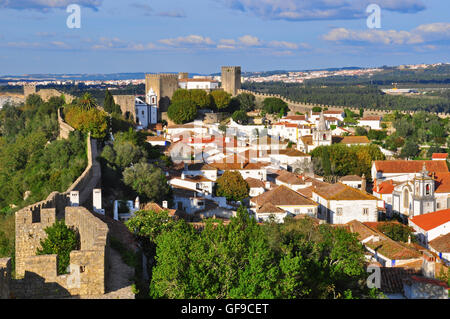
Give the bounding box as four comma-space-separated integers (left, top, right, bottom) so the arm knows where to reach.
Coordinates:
412, 163, 436, 217
313, 112, 332, 148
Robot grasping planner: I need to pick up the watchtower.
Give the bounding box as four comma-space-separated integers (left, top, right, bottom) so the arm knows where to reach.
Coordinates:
221, 66, 241, 96
145, 73, 179, 113
23, 84, 37, 98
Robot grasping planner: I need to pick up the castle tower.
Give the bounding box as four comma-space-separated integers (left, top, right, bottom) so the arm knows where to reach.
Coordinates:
145, 73, 179, 113
23, 84, 37, 98
313, 112, 332, 147
412, 163, 436, 217
178, 72, 189, 80
221, 66, 241, 96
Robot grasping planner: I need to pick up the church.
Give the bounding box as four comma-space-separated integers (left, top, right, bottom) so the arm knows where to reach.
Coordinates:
297, 112, 370, 153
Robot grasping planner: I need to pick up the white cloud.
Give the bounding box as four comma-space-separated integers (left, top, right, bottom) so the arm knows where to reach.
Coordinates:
222, 0, 426, 21
0, 0, 103, 11
238, 35, 261, 46
91, 37, 157, 51
159, 35, 215, 47
323, 23, 450, 46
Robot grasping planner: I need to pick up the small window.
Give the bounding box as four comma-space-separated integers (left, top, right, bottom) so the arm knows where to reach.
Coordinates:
363, 208, 369, 215
337, 208, 343, 216
426, 184, 431, 195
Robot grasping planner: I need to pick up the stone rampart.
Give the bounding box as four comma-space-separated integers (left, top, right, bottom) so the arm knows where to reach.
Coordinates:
0, 258, 11, 299
238, 89, 450, 118
13, 206, 109, 298
58, 108, 75, 139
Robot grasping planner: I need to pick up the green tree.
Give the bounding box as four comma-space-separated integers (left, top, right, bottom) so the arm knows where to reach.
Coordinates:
237, 93, 256, 112
190, 89, 211, 109
400, 139, 420, 159
211, 90, 232, 110
167, 100, 198, 124
263, 98, 289, 115
36, 220, 80, 275
123, 162, 171, 203
231, 110, 249, 125
78, 93, 97, 110
216, 171, 250, 202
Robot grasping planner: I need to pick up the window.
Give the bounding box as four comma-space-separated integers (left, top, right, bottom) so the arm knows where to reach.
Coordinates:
426, 184, 431, 195
337, 208, 343, 216
294, 209, 300, 214
437, 203, 441, 209
363, 208, 369, 215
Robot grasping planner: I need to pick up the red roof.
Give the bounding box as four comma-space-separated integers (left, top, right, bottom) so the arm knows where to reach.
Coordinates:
374, 160, 449, 174
375, 179, 395, 194
409, 209, 450, 231
432, 153, 448, 159
434, 172, 450, 194
408, 276, 450, 290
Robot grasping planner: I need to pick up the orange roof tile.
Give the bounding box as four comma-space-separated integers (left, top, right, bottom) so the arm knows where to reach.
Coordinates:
252, 185, 318, 207
428, 233, 450, 253
434, 172, 450, 193
409, 209, 450, 231
374, 160, 449, 174
432, 153, 449, 159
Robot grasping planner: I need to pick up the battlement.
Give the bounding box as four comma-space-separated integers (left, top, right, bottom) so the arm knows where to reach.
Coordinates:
146, 73, 179, 79
14, 206, 109, 298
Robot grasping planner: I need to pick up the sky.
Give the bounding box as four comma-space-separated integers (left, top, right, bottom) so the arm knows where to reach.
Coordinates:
0, 0, 449, 75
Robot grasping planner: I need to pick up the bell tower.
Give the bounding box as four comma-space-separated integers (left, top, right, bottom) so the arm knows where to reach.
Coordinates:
313, 112, 332, 147
412, 163, 436, 217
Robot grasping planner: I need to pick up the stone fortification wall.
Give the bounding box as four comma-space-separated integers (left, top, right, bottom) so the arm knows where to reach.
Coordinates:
23, 85, 75, 104
238, 89, 450, 118
13, 206, 109, 298
0, 258, 11, 299
58, 108, 75, 139
113, 95, 135, 119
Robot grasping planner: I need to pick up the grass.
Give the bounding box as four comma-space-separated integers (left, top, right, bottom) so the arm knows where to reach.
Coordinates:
109, 236, 138, 268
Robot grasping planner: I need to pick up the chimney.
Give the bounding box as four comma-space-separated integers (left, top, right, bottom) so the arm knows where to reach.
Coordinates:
93, 189, 102, 210
265, 182, 271, 189
181, 172, 186, 180
70, 191, 80, 207
134, 196, 140, 210
361, 174, 367, 192
162, 201, 168, 209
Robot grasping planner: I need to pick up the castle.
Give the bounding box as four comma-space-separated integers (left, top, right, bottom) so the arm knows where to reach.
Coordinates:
113, 66, 242, 127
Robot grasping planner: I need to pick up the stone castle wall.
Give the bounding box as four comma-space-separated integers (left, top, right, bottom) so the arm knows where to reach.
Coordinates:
113, 95, 135, 119
145, 73, 179, 113
58, 108, 75, 139
23, 85, 75, 104
238, 89, 450, 118
13, 206, 109, 298
0, 258, 11, 299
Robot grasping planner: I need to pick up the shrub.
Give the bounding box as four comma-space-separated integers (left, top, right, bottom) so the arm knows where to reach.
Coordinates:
36, 220, 80, 275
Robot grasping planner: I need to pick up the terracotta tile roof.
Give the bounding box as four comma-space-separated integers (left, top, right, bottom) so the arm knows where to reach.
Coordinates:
252, 185, 318, 208
278, 149, 310, 157
361, 116, 382, 121
374, 160, 449, 174
142, 202, 178, 217
284, 115, 306, 121
297, 186, 314, 199
179, 78, 218, 83
406, 276, 450, 290
276, 170, 305, 185
374, 179, 397, 194
186, 163, 218, 171
324, 116, 340, 121
178, 175, 213, 183
380, 267, 421, 293
434, 172, 450, 193
300, 135, 313, 146
256, 202, 285, 214
409, 209, 450, 231
210, 161, 269, 171
339, 175, 362, 182
313, 182, 378, 201
432, 153, 449, 159
428, 233, 450, 253
146, 136, 167, 142
332, 135, 370, 144
245, 177, 266, 189
346, 220, 422, 260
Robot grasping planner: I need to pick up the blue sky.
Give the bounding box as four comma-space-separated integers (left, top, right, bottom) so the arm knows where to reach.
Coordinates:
0, 0, 449, 75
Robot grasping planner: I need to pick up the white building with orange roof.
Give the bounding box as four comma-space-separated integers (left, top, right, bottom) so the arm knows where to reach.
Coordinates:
358, 116, 383, 130
409, 209, 450, 248
312, 181, 381, 224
